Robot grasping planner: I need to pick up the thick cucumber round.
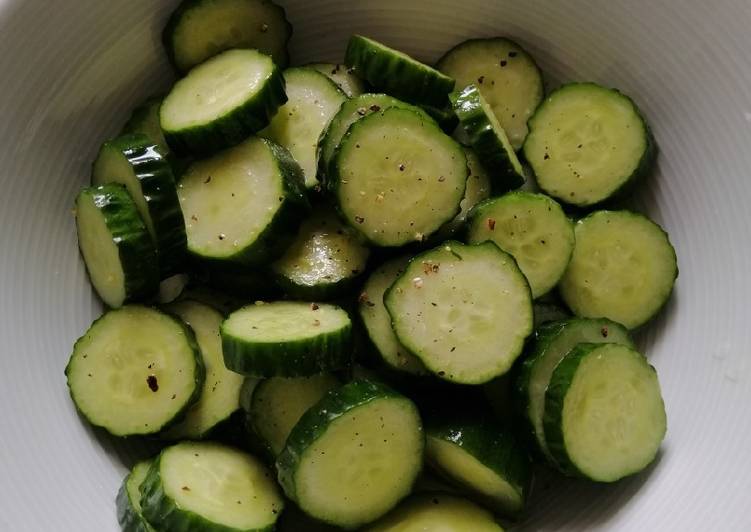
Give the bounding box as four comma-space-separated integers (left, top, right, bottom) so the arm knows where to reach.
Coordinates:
466, 192, 575, 298
140, 441, 284, 531
177, 136, 309, 265
523, 83, 656, 207
116, 460, 156, 532
559, 210, 678, 329
75, 184, 159, 308
332, 107, 467, 246
309, 63, 366, 97
221, 302, 352, 377
162, 49, 287, 156
544, 343, 667, 481
121, 97, 171, 161
345, 35, 455, 108
276, 379, 424, 528
65, 306, 204, 436
385, 241, 533, 384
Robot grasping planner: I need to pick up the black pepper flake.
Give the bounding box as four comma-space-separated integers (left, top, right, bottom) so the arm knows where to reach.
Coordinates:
399, 164, 405, 171
478, 75, 485, 84
370, 104, 381, 112
487, 218, 496, 231
500, 60, 508, 67
171, 394, 176, 400
544, 153, 550, 160
218, 233, 226, 240
354, 216, 365, 224
191, 214, 198, 221
438, 371, 445, 377
204, 175, 212, 184
601, 327, 609, 338
450, 346, 456, 352
438, 175, 445, 182
509, 51, 518, 57
311, 303, 320, 311
182, 486, 190, 491
147, 375, 159, 392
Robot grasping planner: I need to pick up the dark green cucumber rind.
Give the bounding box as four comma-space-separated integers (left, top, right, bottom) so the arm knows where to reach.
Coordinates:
121, 97, 170, 158
345, 35, 455, 108
419, 104, 459, 134
76, 185, 160, 306
116, 472, 154, 532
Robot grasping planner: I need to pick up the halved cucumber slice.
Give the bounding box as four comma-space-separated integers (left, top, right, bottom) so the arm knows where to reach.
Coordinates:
141, 441, 284, 531
164, 0, 292, 72
116, 460, 156, 532
544, 343, 667, 481
309, 63, 366, 97
222, 302, 352, 377
121, 97, 170, 161
385, 241, 533, 384
162, 49, 287, 156
559, 210, 678, 329
277, 379, 424, 528
65, 306, 203, 436
466, 192, 574, 298
75, 185, 159, 308
523, 83, 656, 207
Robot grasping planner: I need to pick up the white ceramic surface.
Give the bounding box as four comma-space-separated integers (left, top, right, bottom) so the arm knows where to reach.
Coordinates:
1, 0, 750, 530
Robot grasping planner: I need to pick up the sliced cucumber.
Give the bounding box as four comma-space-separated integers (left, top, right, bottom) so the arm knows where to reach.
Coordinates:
523, 83, 656, 207
75, 185, 159, 308
162, 49, 287, 156
116, 460, 155, 532
533, 302, 570, 327
437, 37, 543, 150
345, 35, 455, 108
466, 192, 574, 298
121, 97, 170, 160
385, 241, 533, 384
559, 210, 678, 329
177, 136, 309, 265
164, 0, 291, 72
277, 379, 424, 528
331, 107, 467, 246
65, 306, 203, 436
157, 273, 190, 304
544, 343, 667, 481
309, 63, 366, 97
222, 302, 352, 377
420, 103, 459, 134
141, 441, 284, 531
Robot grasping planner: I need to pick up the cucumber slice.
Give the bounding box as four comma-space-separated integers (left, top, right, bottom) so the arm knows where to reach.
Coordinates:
162, 49, 287, 156
385, 241, 533, 384
544, 343, 667, 481
345, 35, 455, 108
309, 63, 366, 97
331, 107, 467, 246
164, 0, 292, 72
141, 441, 284, 531
276, 379, 424, 528
437, 37, 543, 150
161, 300, 244, 439
157, 273, 190, 304
116, 460, 156, 532
419, 103, 459, 134
523, 83, 656, 207
65, 306, 203, 436
559, 210, 678, 329
75, 185, 159, 308
121, 97, 170, 161
177, 136, 309, 265
466, 192, 575, 298
222, 302, 352, 377
533, 302, 570, 327
450, 84, 525, 192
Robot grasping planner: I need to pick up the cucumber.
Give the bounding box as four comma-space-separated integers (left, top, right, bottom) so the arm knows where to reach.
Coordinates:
450, 84, 525, 192
544, 343, 667, 481
385, 241, 533, 384
437, 37, 543, 150
164, 0, 292, 72
177, 136, 309, 265
221, 302, 352, 377
523, 83, 656, 207
75, 185, 159, 308
121, 97, 170, 161
65, 306, 203, 436
420, 103, 459, 133
309, 63, 366, 97
116, 460, 156, 532
276, 379, 424, 528
331, 107, 467, 246
345, 35, 455, 108
466, 192, 575, 298
92, 133, 186, 276
559, 210, 678, 329
157, 273, 190, 304
533, 302, 570, 327
140, 441, 284, 531
161, 49, 287, 156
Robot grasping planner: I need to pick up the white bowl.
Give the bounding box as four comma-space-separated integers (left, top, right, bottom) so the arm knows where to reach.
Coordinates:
1, 0, 750, 530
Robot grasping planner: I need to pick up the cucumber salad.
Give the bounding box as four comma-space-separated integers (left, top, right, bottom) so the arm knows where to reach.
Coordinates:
67, 0, 677, 530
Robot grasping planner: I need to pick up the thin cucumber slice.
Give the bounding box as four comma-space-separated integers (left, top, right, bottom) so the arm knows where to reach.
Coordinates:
222, 302, 352, 377
331, 107, 467, 246
162, 49, 287, 156
559, 210, 678, 329
157, 273, 190, 304
121, 97, 170, 160
164, 0, 291, 72
523, 82, 656, 207
533, 302, 570, 327
116, 460, 156, 532
277, 379, 424, 528
141, 441, 284, 531
385, 241, 533, 384
177, 136, 309, 265
65, 306, 203, 436
450, 84, 525, 192
345, 35, 455, 108
466, 192, 575, 298
544, 343, 667, 481
437, 37, 543, 150
309, 63, 366, 97
75, 185, 159, 308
